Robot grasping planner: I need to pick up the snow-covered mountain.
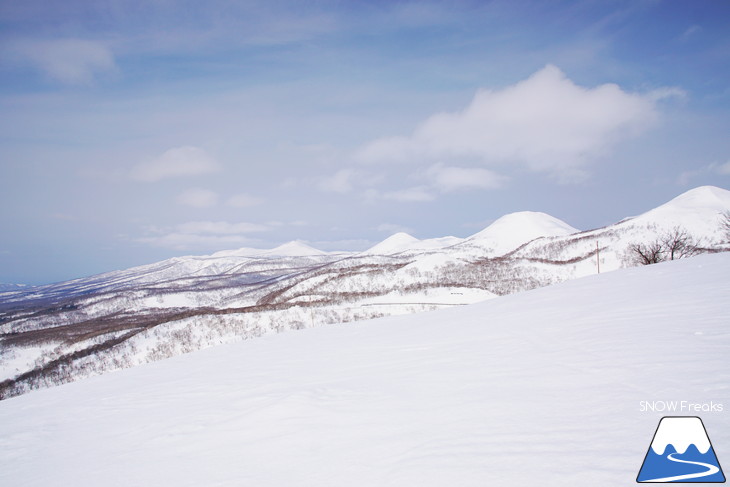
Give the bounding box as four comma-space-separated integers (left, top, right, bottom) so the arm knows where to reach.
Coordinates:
211, 240, 335, 258
466, 210, 579, 255
361, 232, 464, 255
361, 232, 422, 255
1, 185, 728, 399
1, 252, 728, 486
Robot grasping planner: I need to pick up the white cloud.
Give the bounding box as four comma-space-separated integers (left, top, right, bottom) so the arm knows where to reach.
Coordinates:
680, 25, 702, 42
426, 163, 507, 192
715, 161, 730, 175
368, 186, 436, 203
176, 221, 269, 235
647, 86, 687, 102
361, 165, 504, 205
4, 39, 116, 85
318, 168, 385, 194
50, 212, 79, 221
356, 65, 661, 181
676, 160, 730, 185
319, 168, 357, 193
137, 233, 258, 251
131, 146, 221, 182
137, 220, 270, 251
176, 188, 219, 208
227, 193, 263, 208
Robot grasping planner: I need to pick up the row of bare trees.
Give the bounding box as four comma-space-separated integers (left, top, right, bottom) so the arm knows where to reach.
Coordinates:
630, 226, 704, 265
631, 209, 730, 266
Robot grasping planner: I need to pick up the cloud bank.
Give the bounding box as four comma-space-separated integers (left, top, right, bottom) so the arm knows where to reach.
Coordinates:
227, 194, 263, 208
426, 163, 506, 192
357, 65, 662, 181
131, 146, 221, 182
176, 188, 219, 208
4, 39, 116, 85
138, 220, 269, 251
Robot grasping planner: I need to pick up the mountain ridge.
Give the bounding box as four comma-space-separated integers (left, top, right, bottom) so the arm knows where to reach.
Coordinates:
1, 185, 728, 399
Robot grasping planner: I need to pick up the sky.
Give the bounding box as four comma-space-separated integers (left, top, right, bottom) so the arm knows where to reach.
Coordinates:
1, 0, 730, 285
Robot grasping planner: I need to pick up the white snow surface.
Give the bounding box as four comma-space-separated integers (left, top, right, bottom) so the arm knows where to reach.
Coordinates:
1, 252, 729, 486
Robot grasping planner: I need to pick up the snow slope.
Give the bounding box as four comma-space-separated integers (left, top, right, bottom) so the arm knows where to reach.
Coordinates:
1, 253, 728, 487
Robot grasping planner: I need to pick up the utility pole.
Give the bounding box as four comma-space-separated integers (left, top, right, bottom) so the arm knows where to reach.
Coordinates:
596, 241, 600, 274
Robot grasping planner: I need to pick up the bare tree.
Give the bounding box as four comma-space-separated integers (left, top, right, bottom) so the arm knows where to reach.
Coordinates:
630, 241, 665, 265
661, 226, 702, 260
721, 211, 730, 243
630, 226, 702, 265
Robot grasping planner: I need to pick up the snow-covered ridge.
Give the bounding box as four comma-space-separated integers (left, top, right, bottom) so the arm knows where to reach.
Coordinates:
361, 232, 421, 255
211, 240, 335, 258
1, 185, 729, 399
360, 233, 464, 256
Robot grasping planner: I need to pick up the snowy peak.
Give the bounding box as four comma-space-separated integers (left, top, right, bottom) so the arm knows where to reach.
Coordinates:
466, 211, 579, 255
655, 185, 730, 213
362, 232, 421, 255
627, 185, 730, 238
263, 241, 328, 257
470, 211, 579, 241
211, 241, 327, 258
641, 186, 730, 216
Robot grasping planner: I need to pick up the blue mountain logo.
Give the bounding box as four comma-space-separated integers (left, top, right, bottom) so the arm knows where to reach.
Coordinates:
637, 416, 725, 483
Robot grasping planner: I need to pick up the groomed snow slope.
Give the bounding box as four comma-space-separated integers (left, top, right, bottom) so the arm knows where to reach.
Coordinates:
1, 253, 728, 486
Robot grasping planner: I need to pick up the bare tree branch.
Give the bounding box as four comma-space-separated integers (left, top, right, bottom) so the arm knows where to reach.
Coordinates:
661, 226, 702, 260
630, 241, 664, 265
721, 211, 730, 244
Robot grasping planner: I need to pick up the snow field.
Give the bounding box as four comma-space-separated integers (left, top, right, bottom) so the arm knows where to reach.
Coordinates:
1, 252, 728, 486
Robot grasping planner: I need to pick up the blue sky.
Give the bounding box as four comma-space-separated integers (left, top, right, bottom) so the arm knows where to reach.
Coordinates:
1, 0, 729, 285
